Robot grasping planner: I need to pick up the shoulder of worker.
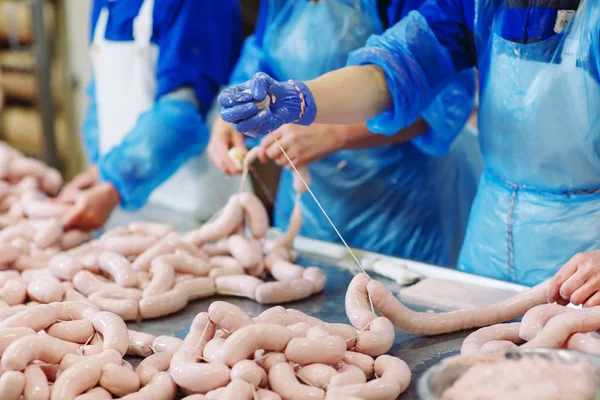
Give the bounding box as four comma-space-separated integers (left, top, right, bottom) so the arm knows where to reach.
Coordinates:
90, 0, 242, 43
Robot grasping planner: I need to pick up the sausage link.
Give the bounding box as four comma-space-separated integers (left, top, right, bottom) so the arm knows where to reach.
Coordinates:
89, 289, 141, 321
230, 359, 267, 388
24, 364, 50, 400
201, 239, 230, 257
238, 192, 269, 239
328, 365, 366, 388
303, 267, 326, 294
60, 230, 92, 251
268, 362, 325, 400
74, 387, 112, 400
0, 303, 59, 331
99, 362, 141, 397
183, 196, 244, 246
268, 260, 304, 281
0, 370, 25, 400
325, 323, 358, 350
72, 271, 119, 297
47, 320, 95, 344
139, 288, 188, 319
256, 389, 283, 400
152, 335, 183, 354
135, 351, 172, 386
219, 379, 255, 400
33, 219, 63, 248
219, 324, 292, 367
0, 327, 36, 356
522, 307, 600, 349
345, 274, 377, 330
519, 304, 571, 342
89, 311, 129, 356
255, 279, 314, 304
158, 253, 211, 276
202, 337, 226, 363
170, 313, 230, 394
101, 235, 158, 257
228, 235, 263, 270
285, 335, 346, 365
174, 277, 215, 300
325, 355, 411, 400
367, 275, 549, 335
254, 350, 287, 373
52, 352, 118, 400
143, 258, 175, 297
2, 334, 80, 371
132, 241, 172, 272
0, 243, 20, 264
355, 317, 395, 356
0, 278, 27, 305
215, 275, 262, 299
128, 222, 174, 238
127, 330, 156, 357
118, 372, 177, 400
461, 322, 523, 355
58, 349, 121, 372
208, 301, 254, 333
27, 279, 65, 304
287, 322, 312, 338
342, 352, 375, 379
97, 251, 138, 288
296, 364, 337, 389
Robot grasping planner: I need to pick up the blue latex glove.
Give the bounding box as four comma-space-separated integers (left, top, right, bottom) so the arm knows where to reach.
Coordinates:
218, 72, 317, 138
98, 97, 208, 211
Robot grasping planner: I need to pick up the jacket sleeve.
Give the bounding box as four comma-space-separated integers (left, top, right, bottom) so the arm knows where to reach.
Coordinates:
153, 0, 243, 115
347, 0, 477, 143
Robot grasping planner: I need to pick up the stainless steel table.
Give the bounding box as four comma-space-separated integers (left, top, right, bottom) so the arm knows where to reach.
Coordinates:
106, 205, 482, 399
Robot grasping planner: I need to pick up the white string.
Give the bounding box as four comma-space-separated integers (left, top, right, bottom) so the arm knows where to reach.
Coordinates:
267, 131, 371, 280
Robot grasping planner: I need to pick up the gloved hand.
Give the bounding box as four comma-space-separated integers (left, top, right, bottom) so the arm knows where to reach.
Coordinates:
547, 250, 600, 307
219, 72, 317, 138
61, 182, 120, 230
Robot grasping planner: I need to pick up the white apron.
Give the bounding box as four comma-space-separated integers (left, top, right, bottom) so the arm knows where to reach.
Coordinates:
90, 0, 239, 218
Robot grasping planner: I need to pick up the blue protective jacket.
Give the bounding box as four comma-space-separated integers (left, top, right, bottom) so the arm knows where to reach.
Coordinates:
230, 0, 482, 266
82, 0, 242, 210
350, 0, 600, 286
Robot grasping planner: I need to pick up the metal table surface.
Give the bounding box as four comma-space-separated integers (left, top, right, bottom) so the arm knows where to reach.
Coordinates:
106, 205, 474, 400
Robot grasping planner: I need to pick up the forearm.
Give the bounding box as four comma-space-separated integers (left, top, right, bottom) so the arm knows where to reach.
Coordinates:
339, 118, 429, 150
307, 65, 392, 125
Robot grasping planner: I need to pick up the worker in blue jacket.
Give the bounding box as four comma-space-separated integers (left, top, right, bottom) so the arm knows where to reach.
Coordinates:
220, 0, 600, 293
59, 0, 242, 230
209, 0, 482, 266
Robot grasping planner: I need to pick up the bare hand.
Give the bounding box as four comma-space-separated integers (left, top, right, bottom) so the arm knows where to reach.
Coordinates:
208, 116, 248, 175
547, 251, 600, 307
259, 124, 344, 168
58, 166, 99, 202
61, 182, 120, 230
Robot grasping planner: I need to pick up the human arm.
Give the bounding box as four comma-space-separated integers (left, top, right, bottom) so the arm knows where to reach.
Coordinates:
259, 118, 428, 167
219, 0, 475, 137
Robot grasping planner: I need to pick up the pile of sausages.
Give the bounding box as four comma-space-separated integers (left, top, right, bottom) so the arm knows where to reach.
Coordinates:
0, 299, 410, 399
36, 189, 325, 321
461, 303, 600, 356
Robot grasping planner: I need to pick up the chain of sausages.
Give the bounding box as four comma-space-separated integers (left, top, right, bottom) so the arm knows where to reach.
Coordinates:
460, 303, 600, 356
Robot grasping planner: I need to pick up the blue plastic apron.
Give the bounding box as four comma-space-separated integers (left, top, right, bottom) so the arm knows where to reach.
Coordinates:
262, 0, 456, 264
458, 0, 600, 285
